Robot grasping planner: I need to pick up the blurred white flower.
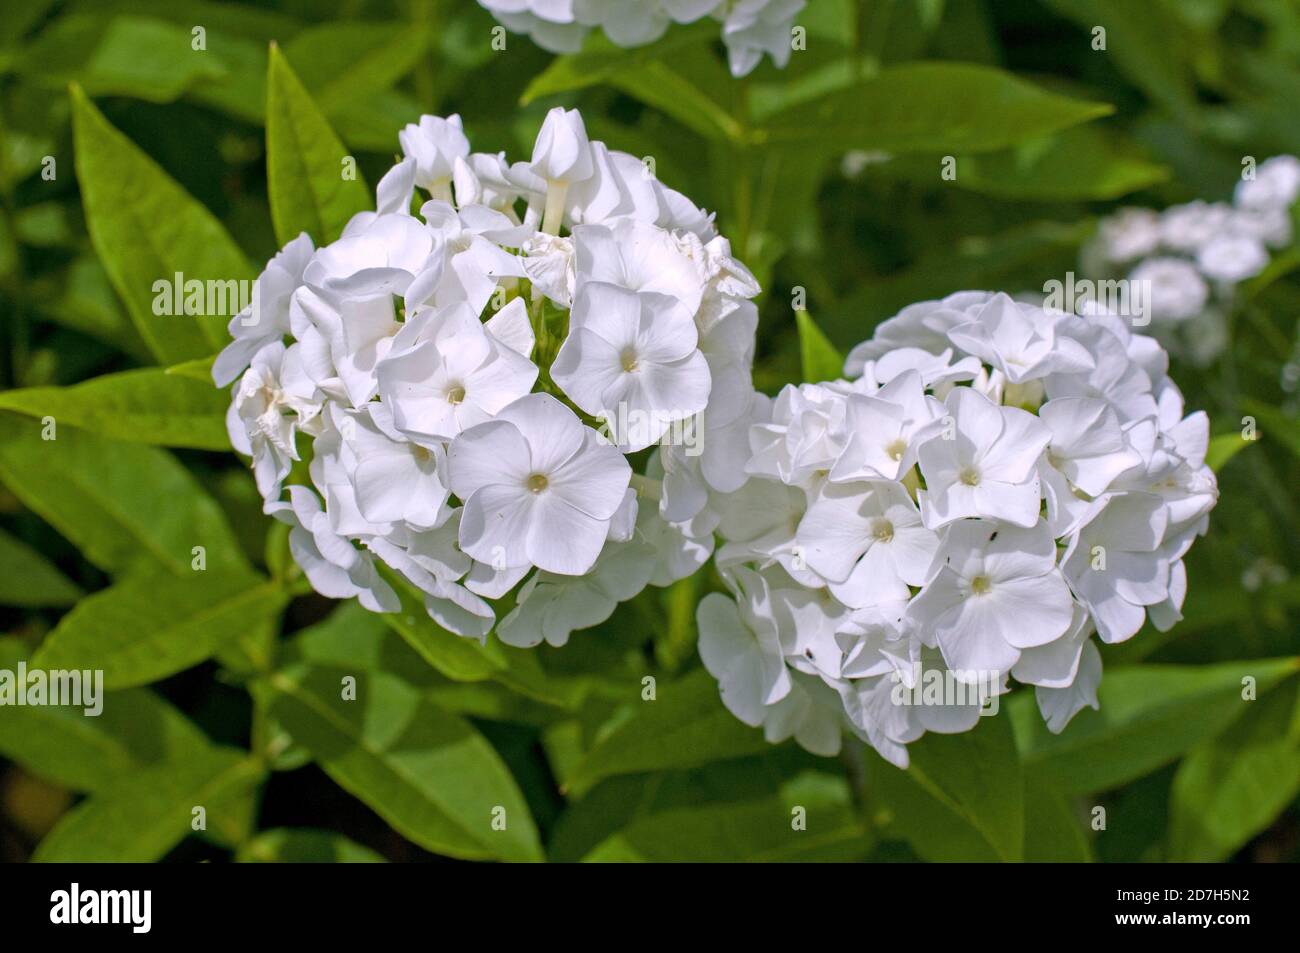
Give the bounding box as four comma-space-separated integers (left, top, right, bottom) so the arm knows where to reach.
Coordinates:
1129, 257, 1208, 323
477, 0, 807, 77
1089, 155, 1299, 363
1196, 234, 1268, 282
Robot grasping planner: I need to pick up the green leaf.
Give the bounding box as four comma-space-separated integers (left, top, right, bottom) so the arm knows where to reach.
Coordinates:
33, 746, 266, 862
522, 22, 715, 101
1206, 431, 1256, 471
236, 828, 386, 863
952, 125, 1169, 200
871, 709, 1024, 862
32, 569, 286, 690
0, 368, 229, 450
18, 14, 227, 103
523, 31, 743, 142
376, 572, 517, 683
0, 637, 210, 792
757, 62, 1112, 154
582, 772, 871, 862
563, 668, 771, 794
376, 569, 575, 708
33, 256, 151, 361
165, 354, 218, 382
795, 311, 845, 382
282, 22, 429, 112
1024, 776, 1094, 862
263, 663, 543, 862
71, 84, 253, 364
1011, 657, 1300, 795
1167, 677, 1300, 861
1037, 0, 1199, 120
610, 61, 744, 143
0, 526, 82, 607
1242, 400, 1300, 460
0, 415, 246, 577
266, 44, 371, 246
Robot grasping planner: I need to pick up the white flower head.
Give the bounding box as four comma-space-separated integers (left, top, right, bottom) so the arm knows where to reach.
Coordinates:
699, 283, 1216, 759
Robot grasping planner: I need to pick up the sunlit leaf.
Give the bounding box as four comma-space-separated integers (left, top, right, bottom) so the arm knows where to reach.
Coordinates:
1011, 658, 1300, 795
266, 44, 371, 246
71, 85, 253, 363
263, 663, 544, 862
0, 368, 229, 450
34, 746, 266, 862
32, 569, 286, 689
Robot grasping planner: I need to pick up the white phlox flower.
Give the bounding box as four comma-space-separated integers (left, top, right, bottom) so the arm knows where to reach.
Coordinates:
697, 287, 1217, 766
220, 109, 758, 653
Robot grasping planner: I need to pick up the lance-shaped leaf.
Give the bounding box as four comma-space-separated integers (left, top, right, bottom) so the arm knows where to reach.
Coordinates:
562, 668, 771, 794
0, 637, 210, 792
756, 62, 1112, 154
582, 773, 871, 862
236, 828, 386, 863
34, 746, 266, 862
796, 311, 845, 383
0, 527, 82, 607
1206, 431, 1256, 472
1011, 657, 1300, 795
1024, 776, 1094, 862
32, 569, 287, 690
871, 709, 1024, 862
263, 663, 543, 862
18, 14, 228, 103
377, 569, 576, 708
0, 414, 245, 577
266, 44, 371, 246
282, 22, 430, 112
0, 367, 229, 450
1167, 677, 1300, 861
71, 84, 252, 364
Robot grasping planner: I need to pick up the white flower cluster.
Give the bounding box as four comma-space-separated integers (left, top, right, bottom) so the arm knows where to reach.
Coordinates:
697, 292, 1218, 766
1086, 154, 1300, 363
477, 0, 806, 76
218, 107, 761, 647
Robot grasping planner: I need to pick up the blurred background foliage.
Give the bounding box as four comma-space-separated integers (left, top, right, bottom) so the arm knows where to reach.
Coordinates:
0, 0, 1297, 863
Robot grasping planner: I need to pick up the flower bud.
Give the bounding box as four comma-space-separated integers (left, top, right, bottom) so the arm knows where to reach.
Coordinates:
399, 114, 470, 191
530, 107, 594, 185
